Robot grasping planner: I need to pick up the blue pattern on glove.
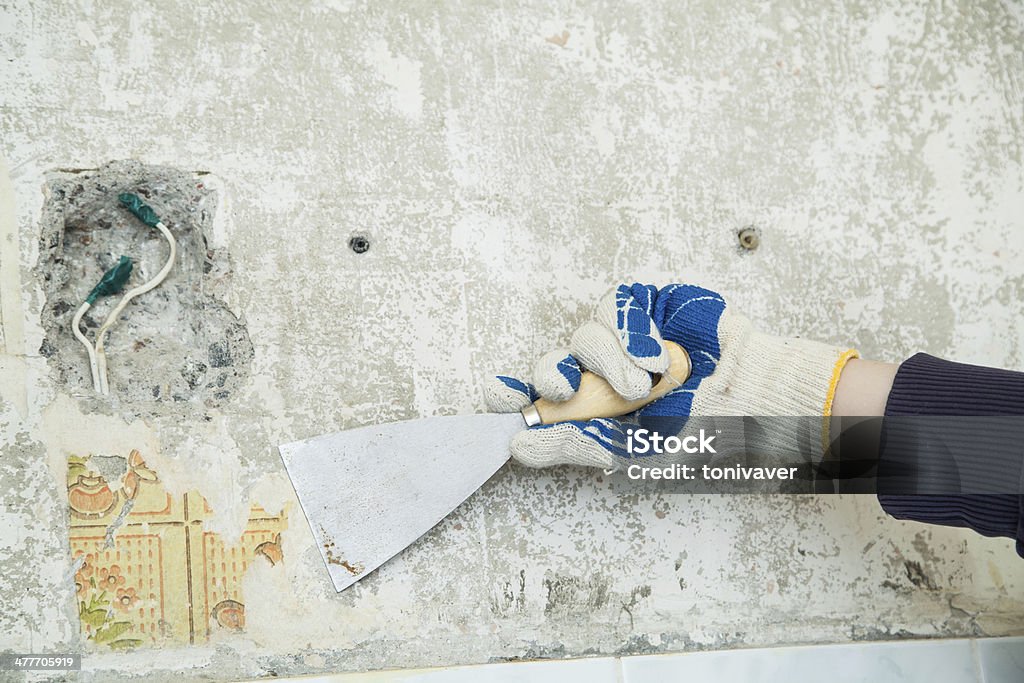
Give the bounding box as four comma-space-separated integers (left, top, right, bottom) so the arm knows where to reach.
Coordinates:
534, 418, 632, 459
556, 354, 582, 391
648, 283, 725, 374
496, 375, 539, 402
615, 284, 664, 359
624, 283, 727, 431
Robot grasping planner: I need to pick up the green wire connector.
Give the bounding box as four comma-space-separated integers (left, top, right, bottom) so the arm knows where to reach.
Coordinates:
118, 192, 160, 227
85, 256, 133, 304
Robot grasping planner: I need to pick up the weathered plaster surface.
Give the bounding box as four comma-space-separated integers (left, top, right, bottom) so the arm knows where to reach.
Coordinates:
1, 0, 1022, 680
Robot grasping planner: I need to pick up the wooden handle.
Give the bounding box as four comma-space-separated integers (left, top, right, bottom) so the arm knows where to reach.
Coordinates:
522, 341, 691, 425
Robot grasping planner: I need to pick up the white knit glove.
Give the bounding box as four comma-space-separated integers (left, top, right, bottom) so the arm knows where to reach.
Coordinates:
485, 283, 858, 470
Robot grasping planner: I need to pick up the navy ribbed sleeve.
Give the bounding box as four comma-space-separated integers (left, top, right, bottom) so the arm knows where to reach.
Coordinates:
878, 353, 1024, 557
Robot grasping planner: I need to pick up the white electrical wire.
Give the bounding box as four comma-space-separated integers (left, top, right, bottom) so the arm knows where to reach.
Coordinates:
72, 301, 101, 390
95, 221, 177, 395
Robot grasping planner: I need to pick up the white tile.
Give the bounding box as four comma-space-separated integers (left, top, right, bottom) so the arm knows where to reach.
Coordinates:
620, 640, 978, 683
241, 656, 620, 683
977, 637, 1024, 683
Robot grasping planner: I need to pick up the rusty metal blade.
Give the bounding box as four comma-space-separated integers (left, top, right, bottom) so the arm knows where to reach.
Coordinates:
279, 412, 523, 592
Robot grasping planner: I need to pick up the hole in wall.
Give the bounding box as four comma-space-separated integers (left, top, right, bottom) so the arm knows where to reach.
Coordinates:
737, 226, 760, 251
349, 235, 370, 254
36, 160, 253, 413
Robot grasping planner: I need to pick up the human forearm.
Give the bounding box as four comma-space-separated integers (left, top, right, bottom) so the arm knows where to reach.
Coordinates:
830, 358, 898, 417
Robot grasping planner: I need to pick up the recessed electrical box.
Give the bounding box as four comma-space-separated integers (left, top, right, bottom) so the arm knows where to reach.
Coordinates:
37, 160, 252, 410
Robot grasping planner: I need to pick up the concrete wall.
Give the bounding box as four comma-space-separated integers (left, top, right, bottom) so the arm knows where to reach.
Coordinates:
1, 0, 1022, 680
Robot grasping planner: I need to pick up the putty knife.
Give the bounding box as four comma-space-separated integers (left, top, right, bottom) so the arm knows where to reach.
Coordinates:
279, 342, 691, 592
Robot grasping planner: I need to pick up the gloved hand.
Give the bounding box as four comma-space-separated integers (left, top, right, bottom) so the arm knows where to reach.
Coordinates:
485, 283, 858, 470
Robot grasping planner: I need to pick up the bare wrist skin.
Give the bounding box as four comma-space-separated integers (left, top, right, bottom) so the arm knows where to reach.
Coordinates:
831, 358, 898, 417
825, 358, 899, 486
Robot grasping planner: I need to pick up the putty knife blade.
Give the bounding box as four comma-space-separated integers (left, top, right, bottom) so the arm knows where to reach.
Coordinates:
279, 411, 524, 592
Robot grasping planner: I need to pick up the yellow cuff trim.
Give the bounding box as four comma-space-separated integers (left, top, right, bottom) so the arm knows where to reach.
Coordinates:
821, 348, 860, 456
823, 348, 860, 417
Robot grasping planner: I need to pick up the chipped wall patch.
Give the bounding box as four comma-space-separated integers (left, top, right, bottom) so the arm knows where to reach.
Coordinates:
36, 160, 253, 412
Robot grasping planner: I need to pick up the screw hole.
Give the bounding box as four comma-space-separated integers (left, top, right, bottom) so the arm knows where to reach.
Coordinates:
738, 228, 760, 251
349, 236, 370, 254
